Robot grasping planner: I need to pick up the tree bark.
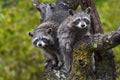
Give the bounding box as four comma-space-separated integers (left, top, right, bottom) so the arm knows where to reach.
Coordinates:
75, 28, 120, 51
55, 0, 79, 10
31, 0, 55, 22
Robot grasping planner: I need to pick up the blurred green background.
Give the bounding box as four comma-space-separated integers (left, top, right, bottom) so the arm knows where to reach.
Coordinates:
0, 0, 120, 80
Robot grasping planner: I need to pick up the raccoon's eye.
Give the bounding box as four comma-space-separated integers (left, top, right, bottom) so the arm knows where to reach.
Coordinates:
73, 19, 81, 25
84, 18, 90, 24
42, 38, 49, 43
33, 38, 39, 45
76, 19, 81, 22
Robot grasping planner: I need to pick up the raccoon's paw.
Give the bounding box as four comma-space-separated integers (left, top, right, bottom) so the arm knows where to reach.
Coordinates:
58, 61, 64, 69
53, 61, 64, 70
44, 60, 58, 72
54, 70, 68, 79
56, 54, 64, 69
62, 58, 72, 73
44, 61, 53, 72
46, 59, 57, 67
51, 60, 58, 67
62, 65, 71, 74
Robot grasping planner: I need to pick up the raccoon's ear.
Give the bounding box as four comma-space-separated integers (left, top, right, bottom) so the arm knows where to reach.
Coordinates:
68, 9, 75, 16
47, 28, 52, 34
28, 32, 33, 37
85, 7, 92, 15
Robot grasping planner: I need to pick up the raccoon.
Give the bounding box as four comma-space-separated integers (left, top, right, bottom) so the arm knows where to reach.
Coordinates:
28, 21, 62, 69
57, 7, 92, 73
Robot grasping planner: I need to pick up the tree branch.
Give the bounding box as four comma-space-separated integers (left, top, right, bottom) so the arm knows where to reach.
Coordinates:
75, 27, 120, 51
65, 26, 119, 80
31, 0, 55, 22
31, 0, 79, 23
55, 0, 79, 10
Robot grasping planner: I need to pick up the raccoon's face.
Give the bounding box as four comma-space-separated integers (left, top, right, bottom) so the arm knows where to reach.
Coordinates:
69, 7, 91, 29
28, 28, 54, 48
72, 13, 91, 29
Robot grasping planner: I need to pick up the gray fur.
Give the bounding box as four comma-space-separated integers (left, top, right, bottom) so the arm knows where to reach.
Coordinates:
29, 23, 59, 67
29, 9, 70, 69
57, 7, 92, 73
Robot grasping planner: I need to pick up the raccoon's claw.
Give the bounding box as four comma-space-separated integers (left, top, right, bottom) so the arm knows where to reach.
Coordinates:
62, 56, 72, 73
44, 61, 53, 72
60, 63, 71, 74
51, 60, 58, 67
62, 65, 71, 74
53, 61, 64, 70
58, 61, 64, 69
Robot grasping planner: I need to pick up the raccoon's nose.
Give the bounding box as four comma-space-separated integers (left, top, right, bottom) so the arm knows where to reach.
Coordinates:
38, 43, 42, 47
81, 24, 85, 28
36, 42, 42, 47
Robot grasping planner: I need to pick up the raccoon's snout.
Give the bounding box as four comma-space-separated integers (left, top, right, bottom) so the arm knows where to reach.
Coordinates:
38, 39, 51, 47
78, 22, 87, 28
32, 37, 51, 47
81, 24, 85, 28
32, 38, 45, 47
36, 41, 46, 47
36, 42, 42, 47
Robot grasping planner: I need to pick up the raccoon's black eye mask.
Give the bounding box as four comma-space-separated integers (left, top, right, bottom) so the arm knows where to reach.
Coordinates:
84, 18, 90, 24
42, 38, 50, 44
73, 19, 81, 25
33, 38, 39, 45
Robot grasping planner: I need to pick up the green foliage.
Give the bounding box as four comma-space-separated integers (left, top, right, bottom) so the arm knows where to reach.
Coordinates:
0, 0, 44, 80
0, 0, 120, 80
